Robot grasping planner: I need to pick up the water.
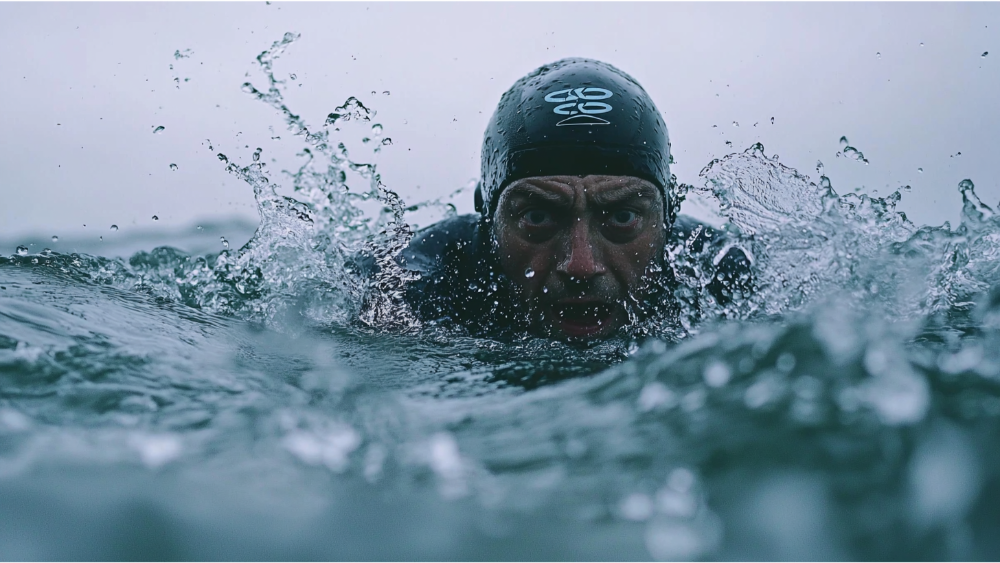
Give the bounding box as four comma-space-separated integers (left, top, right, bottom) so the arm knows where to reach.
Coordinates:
4, 34, 1000, 560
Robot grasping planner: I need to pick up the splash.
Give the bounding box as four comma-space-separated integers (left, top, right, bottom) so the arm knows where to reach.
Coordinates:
23, 33, 423, 333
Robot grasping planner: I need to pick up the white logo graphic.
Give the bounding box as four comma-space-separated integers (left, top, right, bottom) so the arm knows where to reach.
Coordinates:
543, 87, 613, 126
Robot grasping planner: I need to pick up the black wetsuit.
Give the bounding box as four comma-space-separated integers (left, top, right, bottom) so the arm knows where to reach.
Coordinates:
393, 213, 753, 336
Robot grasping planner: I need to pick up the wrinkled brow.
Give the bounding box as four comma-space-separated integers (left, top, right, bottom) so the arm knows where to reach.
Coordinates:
589, 183, 662, 206
503, 184, 573, 206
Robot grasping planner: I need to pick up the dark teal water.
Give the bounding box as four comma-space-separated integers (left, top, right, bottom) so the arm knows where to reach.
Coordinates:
3, 33, 1000, 561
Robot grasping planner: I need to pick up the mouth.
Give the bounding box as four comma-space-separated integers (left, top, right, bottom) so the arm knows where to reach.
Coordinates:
551, 300, 615, 338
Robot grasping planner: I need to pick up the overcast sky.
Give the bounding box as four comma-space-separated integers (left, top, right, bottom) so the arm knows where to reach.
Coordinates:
2, 2, 998, 246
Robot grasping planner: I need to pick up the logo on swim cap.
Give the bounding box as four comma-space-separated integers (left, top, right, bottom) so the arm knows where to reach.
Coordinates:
543, 87, 613, 126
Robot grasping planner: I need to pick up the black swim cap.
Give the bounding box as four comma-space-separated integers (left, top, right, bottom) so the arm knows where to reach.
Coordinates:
476, 58, 671, 218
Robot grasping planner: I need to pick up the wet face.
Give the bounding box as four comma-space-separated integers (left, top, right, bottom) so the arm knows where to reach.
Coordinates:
493, 175, 667, 341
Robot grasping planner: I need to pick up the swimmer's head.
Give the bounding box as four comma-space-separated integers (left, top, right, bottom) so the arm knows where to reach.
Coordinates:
476, 58, 674, 223
480, 59, 674, 341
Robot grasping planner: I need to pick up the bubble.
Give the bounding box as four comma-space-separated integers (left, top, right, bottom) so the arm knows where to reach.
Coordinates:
703, 361, 732, 387
110, 225, 118, 231
152, 215, 159, 221
51, 235, 58, 243
542, 287, 549, 294
169, 163, 178, 171
152, 125, 165, 134
620, 493, 654, 521
524, 268, 535, 279
15, 246, 28, 256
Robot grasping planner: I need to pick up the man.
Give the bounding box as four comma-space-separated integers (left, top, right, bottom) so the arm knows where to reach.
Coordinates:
388, 58, 751, 340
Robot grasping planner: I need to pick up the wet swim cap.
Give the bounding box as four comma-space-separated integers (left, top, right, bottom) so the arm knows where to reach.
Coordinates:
476, 58, 671, 218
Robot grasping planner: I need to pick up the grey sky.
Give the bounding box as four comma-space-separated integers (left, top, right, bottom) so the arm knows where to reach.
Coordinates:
2, 2, 998, 245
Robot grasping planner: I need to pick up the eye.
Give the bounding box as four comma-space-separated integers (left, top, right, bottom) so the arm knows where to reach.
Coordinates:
607, 209, 638, 227
523, 209, 553, 226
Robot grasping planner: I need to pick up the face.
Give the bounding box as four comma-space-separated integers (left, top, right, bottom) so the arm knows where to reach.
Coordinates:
493, 175, 667, 341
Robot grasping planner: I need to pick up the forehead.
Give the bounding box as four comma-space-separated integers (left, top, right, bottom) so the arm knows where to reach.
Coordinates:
502, 175, 662, 205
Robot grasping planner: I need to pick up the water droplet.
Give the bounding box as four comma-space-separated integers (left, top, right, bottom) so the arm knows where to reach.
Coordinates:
241, 82, 255, 93
152, 215, 159, 221
221, 237, 229, 248
770, 117, 774, 124
217, 153, 228, 162
289, 73, 297, 80
173, 49, 192, 60
839, 136, 849, 148
169, 163, 178, 171
99, 236, 103, 241
732, 121, 739, 127
725, 140, 733, 147
196, 225, 203, 230
381, 138, 392, 146
152, 125, 165, 134
15, 246, 28, 256
876, 51, 881, 59
51, 235, 58, 243
110, 225, 118, 231
982, 51, 989, 58
371, 124, 383, 135
41, 248, 52, 256
382, 90, 390, 96
542, 287, 549, 294
524, 268, 535, 279
371, 90, 376, 95
917, 167, 924, 174
711, 124, 717, 128
920, 42, 924, 47
902, 185, 912, 192
253, 147, 262, 162
816, 161, 824, 174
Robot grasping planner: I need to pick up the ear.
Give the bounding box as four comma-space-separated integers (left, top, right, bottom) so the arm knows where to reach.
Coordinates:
474, 181, 485, 213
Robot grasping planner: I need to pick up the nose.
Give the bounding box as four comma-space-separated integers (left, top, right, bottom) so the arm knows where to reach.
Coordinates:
556, 219, 606, 282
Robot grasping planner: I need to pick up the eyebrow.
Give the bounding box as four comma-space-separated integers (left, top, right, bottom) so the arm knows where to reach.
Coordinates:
503, 184, 573, 206
589, 183, 661, 206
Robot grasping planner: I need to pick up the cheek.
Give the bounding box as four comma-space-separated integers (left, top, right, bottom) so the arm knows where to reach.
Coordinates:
497, 238, 554, 293
612, 235, 665, 281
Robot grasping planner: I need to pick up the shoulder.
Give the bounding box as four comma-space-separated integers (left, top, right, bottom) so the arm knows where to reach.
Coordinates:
670, 214, 754, 302
402, 214, 483, 272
